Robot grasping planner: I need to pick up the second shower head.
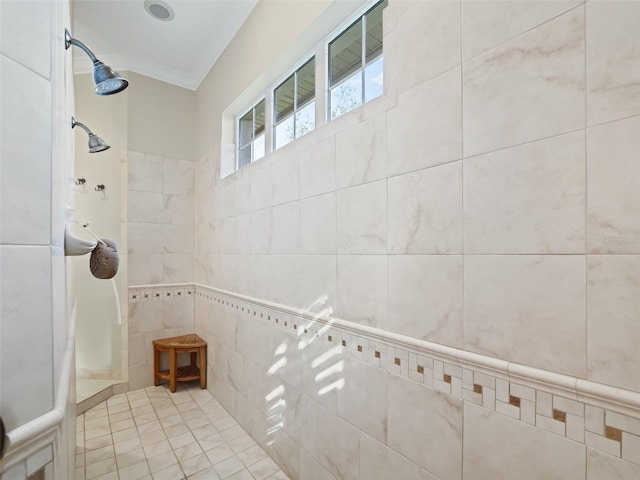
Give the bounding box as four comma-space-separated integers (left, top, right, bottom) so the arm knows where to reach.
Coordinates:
71, 117, 110, 153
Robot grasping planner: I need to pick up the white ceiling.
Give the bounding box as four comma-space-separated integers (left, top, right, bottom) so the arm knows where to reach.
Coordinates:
72, 0, 259, 90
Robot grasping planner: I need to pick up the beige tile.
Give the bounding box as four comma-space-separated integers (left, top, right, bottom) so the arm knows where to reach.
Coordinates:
337, 180, 387, 254
118, 460, 151, 480
180, 453, 212, 477
389, 161, 462, 254
464, 131, 586, 254
587, 447, 640, 480
150, 463, 184, 480
587, 116, 640, 254
214, 455, 245, 478
388, 255, 463, 347
587, 255, 640, 392
587, 1, 640, 125
463, 7, 584, 157
147, 452, 178, 473
116, 448, 146, 469
360, 432, 420, 480
462, 0, 581, 60
206, 444, 235, 465
387, 67, 462, 176
316, 406, 360, 480
246, 456, 280, 480
464, 402, 585, 480
86, 457, 117, 479
174, 442, 204, 463
336, 357, 388, 443
388, 376, 462, 479
337, 255, 387, 327
336, 112, 387, 189
464, 255, 586, 377
299, 450, 334, 480
386, 0, 460, 95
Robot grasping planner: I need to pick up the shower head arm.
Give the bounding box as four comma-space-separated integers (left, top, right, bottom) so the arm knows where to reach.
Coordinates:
65, 29, 99, 63
71, 117, 93, 136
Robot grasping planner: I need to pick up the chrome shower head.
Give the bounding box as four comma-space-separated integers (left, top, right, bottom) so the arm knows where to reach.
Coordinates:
65, 29, 129, 95
71, 117, 111, 153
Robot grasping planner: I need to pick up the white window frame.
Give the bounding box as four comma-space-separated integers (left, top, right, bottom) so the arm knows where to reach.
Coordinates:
272, 53, 317, 152
326, 0, 386, 121
235, 96, 266, 170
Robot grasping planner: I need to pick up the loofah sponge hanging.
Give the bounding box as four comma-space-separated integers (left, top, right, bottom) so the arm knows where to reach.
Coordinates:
90, 239, 119, 279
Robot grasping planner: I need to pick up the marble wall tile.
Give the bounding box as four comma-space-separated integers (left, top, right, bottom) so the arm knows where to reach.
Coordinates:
587, 255, 640, 392
464, 131, 586, 254
587, 447, 640, 479
128, 155, 163, 193
163, 162, 194, 195
128, 223, 164, 254
164, 194, 194, 225
391, 0, 461, 95
0, 56, 52, 244
299, 137, 336, 199
587, 116, 640, 254
271, 151, 300, 206
300, 450, 335, 480
464, 255, 586, 377
387, 67, 462, 177
300, 336, 340, 414
128, 301, 163, 334
335, 112, 387, 190
360, 433, 421, 480
462, 0, 581, 61
270, 255, 302, 307
337, 180, 387, 254
234, 213, 251, 255
128, 254, 164, 285
463, 7, 584, 157
272, 202, 300, 254
250, 208, 273, 255
0, 246, 54, 430
163, 224, 194, 254
388, 255, 463, 348
298, 255, 337, 312
0, 0, 51, 78
587, 1, 640, 125
388, 161, 462, 254
388, 376, 462, 480
337, 255, 387, 327
300, 193, 336, 255
163, 254, 194, 284
463, 402, 585, 480
316, 406, 361, 480
128, 191, 163, 224
336, 357, 389, 443
234, 175, 253, 216
250, 164, 273, 211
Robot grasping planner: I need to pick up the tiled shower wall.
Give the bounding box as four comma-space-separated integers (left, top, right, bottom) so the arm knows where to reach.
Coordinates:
126, 151, 196, 390
189, 0, 640, 478
0, 0, 76, 477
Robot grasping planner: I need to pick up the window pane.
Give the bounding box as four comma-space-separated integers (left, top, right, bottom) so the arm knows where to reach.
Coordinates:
329, 18, 363, 87
275, 75, 295, 123
254, 133, 265, 161
274, 115, 295, 150
364, 56, 383, 102
238, 110, 253, 147
297, 57, 315, 107
330, 70, 362, 120
238, 145, 252, 168
254, 99, 265, 137
365, 0, 386, 63
295, 100, 315, 138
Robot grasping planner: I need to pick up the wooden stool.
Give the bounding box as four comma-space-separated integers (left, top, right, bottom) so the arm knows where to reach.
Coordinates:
153, 334, 207, 393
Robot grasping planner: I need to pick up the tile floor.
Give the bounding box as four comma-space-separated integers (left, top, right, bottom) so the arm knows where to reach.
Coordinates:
75, 384, 290, 480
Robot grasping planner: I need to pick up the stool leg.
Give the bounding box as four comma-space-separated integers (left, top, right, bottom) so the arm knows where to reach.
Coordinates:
153, 346, 160, 386
190, 352, 196, 370
199, 346, 207, 389
169, 347, 177, 393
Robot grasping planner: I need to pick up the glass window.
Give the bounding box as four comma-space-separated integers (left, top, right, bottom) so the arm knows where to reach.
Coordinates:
273, 57, 316, 150
237, 98, 266, 169
329, 0, 387, 120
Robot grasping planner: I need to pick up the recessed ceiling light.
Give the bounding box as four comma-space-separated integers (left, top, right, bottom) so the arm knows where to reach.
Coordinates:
144, 0, 175, 21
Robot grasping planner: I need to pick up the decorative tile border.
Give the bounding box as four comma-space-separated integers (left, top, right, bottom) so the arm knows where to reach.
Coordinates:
129, 282, 640, 466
